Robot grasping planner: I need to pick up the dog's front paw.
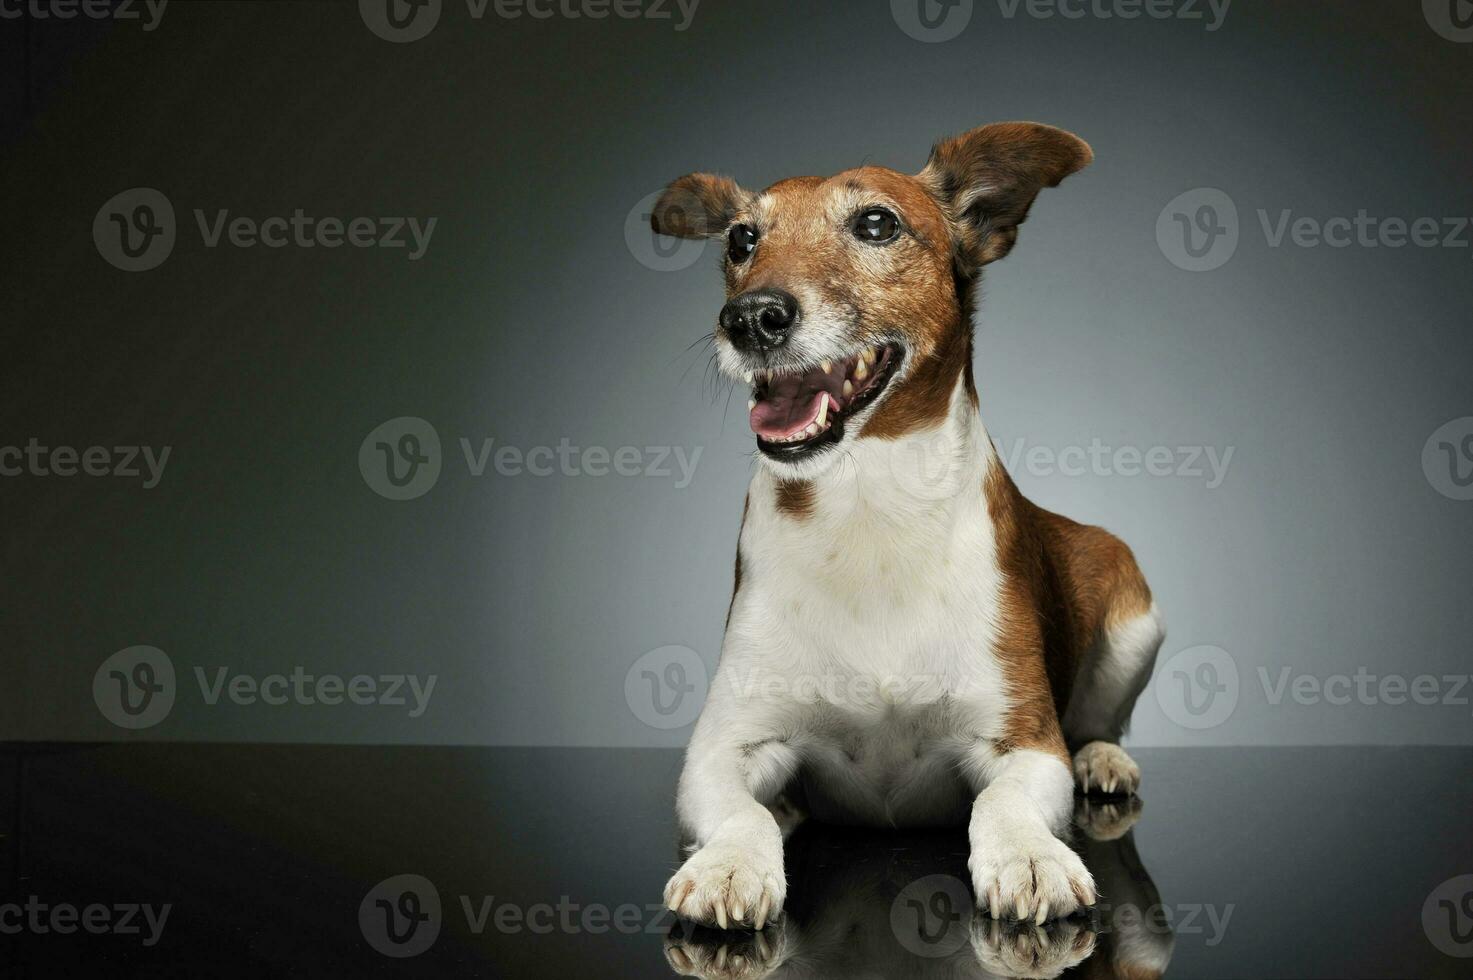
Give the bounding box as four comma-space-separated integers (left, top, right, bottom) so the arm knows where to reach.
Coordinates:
969, 832, 1096, 923
970, 916, 1096, 980
664, 921, 787, 979
665, 840, 786, 930
1072, 741, 1140, 796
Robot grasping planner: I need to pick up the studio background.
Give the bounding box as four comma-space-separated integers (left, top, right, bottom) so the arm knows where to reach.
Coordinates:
2, 0, 1470, 749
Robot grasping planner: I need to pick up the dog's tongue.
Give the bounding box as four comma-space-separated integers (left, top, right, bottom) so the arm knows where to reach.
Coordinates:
749, 366, 842, 440
750, 390, 825, 440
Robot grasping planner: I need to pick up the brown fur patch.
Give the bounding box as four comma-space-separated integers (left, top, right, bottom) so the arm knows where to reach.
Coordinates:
774, 479, 816, 519
983, 463, 1152, 759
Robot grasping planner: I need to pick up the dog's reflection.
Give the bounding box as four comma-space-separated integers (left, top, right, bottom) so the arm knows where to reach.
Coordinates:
663, 796, 1172, 980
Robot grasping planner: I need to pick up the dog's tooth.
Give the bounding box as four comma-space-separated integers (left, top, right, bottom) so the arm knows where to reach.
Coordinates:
743, 370, 753, 384
820, 360, 831, 373
748, 399, 756, 411
842, 379, 854, 397
861, 348, 875, 365
816, 393, 829, 427
854, 360, 869, 381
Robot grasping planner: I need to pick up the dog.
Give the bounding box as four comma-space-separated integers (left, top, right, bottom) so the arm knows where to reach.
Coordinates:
649, 122, 1165, 932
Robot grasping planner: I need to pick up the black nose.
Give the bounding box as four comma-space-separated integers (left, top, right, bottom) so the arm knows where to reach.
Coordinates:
719, 289, 798, 352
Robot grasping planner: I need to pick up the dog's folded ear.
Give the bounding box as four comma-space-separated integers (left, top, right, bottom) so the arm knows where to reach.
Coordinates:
650, 173, 751, 240
919, 122, 1092, 266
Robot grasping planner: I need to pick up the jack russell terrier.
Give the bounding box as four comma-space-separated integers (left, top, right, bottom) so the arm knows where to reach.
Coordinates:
650, 122, 1164, 931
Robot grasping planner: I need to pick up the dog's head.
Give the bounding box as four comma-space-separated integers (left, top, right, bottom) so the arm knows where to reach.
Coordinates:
652, 122, 1091, 474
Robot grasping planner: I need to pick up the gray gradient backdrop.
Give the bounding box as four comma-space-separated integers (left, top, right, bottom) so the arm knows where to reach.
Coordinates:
2, 0, 1470, 747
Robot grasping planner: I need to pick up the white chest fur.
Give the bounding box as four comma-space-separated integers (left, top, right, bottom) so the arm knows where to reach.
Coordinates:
713, 383, 1013, 827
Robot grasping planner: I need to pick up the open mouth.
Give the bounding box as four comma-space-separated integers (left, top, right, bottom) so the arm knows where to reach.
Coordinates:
746, 343, 903, 460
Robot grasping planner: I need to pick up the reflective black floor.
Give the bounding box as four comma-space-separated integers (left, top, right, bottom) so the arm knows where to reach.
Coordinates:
1, 745, 1470, 978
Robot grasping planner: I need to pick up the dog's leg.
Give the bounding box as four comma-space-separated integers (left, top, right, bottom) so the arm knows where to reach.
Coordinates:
966, 747, 1096, 923
666, 720, 798, 930
1062, 604, 1165, 796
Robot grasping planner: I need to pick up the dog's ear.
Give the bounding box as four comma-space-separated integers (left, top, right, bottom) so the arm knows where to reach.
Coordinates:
650, 173, 751, 240
919, 122, 1092, 266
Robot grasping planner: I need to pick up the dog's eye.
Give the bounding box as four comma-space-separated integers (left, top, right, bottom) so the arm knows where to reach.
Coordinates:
854, 208, 900, 244
727, 224, 758, 263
